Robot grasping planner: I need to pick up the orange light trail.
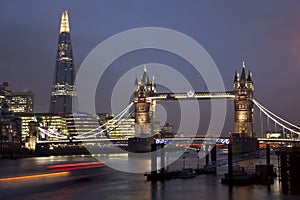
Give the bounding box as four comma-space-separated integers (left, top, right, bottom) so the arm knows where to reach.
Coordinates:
0, 171, 70, 182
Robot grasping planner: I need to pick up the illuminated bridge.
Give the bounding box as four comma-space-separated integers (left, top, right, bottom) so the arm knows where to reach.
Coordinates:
35, 63, 300, 152
149, 91, 235, 100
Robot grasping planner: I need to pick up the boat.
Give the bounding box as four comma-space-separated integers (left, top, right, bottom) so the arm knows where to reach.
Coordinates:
196, 164, 217, 175
221, 165, 259, 185
144, 168, 195, 181
177, 168, 196, 178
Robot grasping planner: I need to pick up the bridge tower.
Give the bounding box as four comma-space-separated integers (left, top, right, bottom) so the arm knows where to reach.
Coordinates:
134, 66, 156, 137
233, 62, 254, 138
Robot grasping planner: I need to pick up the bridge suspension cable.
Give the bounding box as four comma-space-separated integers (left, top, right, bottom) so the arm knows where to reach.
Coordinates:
38, 127, 68, 139
38, 102, 134, 140
253, 99, 300, 136
83, 107, 134, 139
75, 102, 134, 138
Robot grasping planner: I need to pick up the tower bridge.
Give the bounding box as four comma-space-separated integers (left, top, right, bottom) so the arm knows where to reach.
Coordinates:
37, 61, 300, 154
133, 62, 255, 153
131, 61, 300, 152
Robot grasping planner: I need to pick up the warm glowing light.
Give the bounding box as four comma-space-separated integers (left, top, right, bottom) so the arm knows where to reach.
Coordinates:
0, 171, 70, 182
47, 161, 104, 172
60, 10, 70, 33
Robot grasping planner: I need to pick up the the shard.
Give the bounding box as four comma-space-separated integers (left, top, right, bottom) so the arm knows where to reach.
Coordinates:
49, 10, 76, 115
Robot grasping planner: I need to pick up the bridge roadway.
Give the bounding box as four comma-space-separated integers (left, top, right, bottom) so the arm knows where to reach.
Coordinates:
36, 136, 300, 145
149, 91, 235, 100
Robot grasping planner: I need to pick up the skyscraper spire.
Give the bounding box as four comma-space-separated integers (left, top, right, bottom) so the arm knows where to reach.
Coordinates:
50, 10, 76, 115
60, 10, 70, 33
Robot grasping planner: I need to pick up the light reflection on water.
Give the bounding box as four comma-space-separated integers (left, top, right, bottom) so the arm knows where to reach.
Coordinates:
0, 153, 299, 199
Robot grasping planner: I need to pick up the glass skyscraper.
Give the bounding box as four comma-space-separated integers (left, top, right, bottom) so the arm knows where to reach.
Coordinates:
49, 10, 76, 115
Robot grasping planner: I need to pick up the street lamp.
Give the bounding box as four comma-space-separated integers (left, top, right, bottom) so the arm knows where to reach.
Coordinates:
197, 156, 200, 170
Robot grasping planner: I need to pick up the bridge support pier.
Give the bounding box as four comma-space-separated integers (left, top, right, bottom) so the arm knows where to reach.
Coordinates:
211, 145, 217, 165
151, 143, 158, 178
128, 137, 154, 153
276, 147, 300, 194
148, 143, 166, 181
205, 145, 209, 165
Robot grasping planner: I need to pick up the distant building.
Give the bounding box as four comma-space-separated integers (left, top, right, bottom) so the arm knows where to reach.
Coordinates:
0, 82, 12, 96
17, 112, 104, 146
17, 113, 67, 141
283, 128, 300, 139
65, 113, 100, 136
10, 91, 34, 113
160, 123, 175, 138
97, 113, 114, 125
0, 103, 22, 158
266, 129, 299, 139
97, 113, 135, 139
105, 118, 135, 139
49, 10, 77, 115
0, 82, 34, 113
0, 94, 5, 109
266, 132, 282, 139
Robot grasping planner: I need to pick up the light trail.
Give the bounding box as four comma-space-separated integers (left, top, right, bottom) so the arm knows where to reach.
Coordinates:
0, 171, 70, 182
47, 161, 104, 171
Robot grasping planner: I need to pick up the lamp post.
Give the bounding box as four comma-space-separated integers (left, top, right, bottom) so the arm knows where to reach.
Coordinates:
166, 157, 169, 171
197, 156, 200, 170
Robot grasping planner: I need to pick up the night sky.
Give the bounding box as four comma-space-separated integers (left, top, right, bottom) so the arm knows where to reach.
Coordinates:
1, 1, 300, 135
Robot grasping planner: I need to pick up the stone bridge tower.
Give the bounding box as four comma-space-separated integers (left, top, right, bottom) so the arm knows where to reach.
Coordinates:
234, 62, 254, 138
134, 66, 156, 137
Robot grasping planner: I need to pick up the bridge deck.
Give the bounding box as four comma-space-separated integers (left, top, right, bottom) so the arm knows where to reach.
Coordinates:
36, 136, 300, 145
149, 91, 235, 100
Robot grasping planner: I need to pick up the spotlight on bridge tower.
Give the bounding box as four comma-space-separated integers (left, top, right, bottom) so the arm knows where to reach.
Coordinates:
129, 66, 157, 152
232, 61, 258, 154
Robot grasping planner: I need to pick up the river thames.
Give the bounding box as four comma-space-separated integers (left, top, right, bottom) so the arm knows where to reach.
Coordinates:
0, 152, 299, 200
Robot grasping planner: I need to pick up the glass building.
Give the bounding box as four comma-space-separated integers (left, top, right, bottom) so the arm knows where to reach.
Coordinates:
65, 113, 101, 135
49, 10, 76, 115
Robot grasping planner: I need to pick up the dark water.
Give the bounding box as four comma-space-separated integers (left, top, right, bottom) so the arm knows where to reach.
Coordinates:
0, 154, 299, 200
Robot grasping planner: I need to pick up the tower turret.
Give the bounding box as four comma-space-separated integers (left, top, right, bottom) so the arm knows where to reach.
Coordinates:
141, 66, 149, 85
239, 62, 247, 88
233, 71, 239, 90
134, 75, 139, 93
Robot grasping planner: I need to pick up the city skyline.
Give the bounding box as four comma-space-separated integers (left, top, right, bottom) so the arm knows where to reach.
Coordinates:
1, 3, 300, 197
1, 1, 300, 134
